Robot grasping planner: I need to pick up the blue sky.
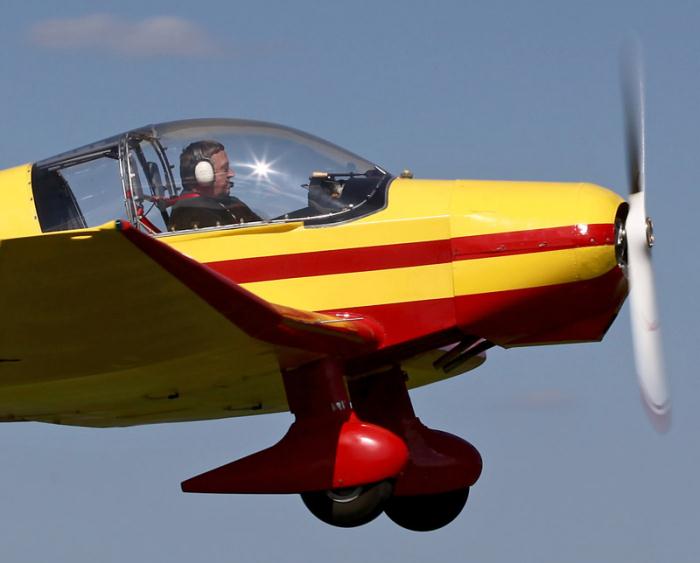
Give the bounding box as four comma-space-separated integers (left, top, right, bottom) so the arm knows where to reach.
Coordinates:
0, 1, 698, 562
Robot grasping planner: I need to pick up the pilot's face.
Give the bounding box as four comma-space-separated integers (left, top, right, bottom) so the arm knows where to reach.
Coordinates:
210, 150, 235, 197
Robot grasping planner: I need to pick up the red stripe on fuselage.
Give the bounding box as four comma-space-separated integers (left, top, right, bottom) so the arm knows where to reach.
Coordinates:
206, 224, 614, 283
324, 266, 626, 350
451, 224, 614, 260
208, 239, 452, 283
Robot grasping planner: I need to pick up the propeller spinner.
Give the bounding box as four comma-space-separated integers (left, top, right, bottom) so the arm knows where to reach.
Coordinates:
620, 44, 671, 431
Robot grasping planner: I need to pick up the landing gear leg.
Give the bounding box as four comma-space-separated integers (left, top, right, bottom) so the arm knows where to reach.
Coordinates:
182, 358, 408, 528
348, 366, 482, 531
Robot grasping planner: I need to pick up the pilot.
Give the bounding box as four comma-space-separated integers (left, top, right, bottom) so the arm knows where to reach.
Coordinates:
169, 140, 261, 231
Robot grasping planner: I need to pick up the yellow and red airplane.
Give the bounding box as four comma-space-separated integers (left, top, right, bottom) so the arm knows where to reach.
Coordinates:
0, 74, 668, 531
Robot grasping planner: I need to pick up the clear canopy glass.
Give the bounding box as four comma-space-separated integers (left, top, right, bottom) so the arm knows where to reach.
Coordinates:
32, 119, 391, 234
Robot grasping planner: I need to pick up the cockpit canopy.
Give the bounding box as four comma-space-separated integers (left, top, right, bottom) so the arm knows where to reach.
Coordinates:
31, 119, 391, 234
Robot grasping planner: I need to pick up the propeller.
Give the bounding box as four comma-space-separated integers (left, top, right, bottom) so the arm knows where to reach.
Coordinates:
620, 44, 670, 431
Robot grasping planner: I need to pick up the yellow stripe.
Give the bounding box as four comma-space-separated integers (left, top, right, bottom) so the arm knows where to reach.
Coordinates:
166, 216, 450, 262
454, 246, 617, 296
242, 263, 455, 310
576, 245, 619, 281
241, 245, 617, 311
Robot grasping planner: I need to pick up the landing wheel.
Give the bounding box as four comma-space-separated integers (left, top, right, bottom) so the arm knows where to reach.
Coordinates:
385, 487, 470, 531
301, 481, 393, 528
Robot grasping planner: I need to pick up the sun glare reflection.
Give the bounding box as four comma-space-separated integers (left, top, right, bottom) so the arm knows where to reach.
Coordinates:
252, 159, 272, 178
237, 157, 280, 181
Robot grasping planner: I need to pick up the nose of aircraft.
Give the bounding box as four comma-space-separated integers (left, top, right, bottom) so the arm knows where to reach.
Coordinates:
450, 179, 624, 288
449, 180, 626, 346
570, 182, 627, 281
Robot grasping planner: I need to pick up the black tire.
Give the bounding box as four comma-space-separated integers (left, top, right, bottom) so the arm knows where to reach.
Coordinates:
385, 487, 470, 531
301, 481, 393, 528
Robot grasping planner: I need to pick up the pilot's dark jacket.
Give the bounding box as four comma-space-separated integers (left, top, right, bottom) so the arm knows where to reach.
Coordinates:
169, 193, 261, 231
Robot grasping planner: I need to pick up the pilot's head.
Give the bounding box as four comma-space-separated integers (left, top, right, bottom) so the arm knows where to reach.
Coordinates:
180, 140, 235, 198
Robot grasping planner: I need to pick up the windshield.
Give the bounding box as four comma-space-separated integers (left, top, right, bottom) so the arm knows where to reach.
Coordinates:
126, 119, 390, 233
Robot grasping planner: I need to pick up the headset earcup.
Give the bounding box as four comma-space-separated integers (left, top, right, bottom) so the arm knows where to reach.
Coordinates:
194, 160, 214, 184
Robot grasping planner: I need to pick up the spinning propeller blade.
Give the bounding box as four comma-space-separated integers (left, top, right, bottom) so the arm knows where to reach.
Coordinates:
620, 44, 670, 431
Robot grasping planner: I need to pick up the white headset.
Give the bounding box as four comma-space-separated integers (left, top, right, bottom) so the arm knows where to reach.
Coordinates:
194, 159, 215, 184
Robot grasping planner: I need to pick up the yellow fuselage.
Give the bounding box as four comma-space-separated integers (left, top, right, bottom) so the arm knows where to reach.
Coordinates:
0, 167, 626, 426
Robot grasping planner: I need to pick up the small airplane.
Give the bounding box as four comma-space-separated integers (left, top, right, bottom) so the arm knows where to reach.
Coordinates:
0, 61, 668, 531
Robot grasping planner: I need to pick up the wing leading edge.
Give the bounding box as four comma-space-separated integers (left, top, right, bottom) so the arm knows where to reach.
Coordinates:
116, 221, 383, 355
